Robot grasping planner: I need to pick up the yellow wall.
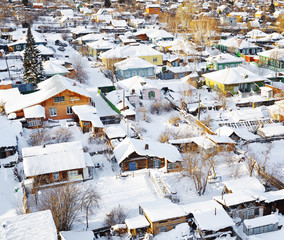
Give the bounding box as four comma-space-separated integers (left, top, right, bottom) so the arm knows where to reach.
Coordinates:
139, 55, 162, 65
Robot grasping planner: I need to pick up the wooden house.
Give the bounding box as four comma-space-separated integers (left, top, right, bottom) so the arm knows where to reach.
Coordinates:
267, 100, 284, 122
202, 66, 267, 95
262, 189, 284, 215
243, 214, 280, 236
207, 135, 236, 152
139, 199, 186, 235
87, 39, 115, 59
5, 75, 93, 120
114, 57, 156, 80
125, 215, 150, 238
23, 141, 94, 191
23, 105, 45, 128
206, 53, 243, 71
258, 49, 284, 73
145, 4, 161, 15
72, 105, 104, 136
113, 138, 182, 172
183, 200, 235, 239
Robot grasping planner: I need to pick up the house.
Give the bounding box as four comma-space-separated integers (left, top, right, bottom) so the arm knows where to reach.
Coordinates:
36, 45, 55, 61
267, 100, 284, 122
215, 126, 259, 142
71, 26, 94, 39
23, 141, 94, 190
206, 53, 243, 71
0, 210, 57, 240
59, 16, 75, 28
113, 138, 182, 172
43, 60, 69, 77
8, 34, 46, 52
5, 75, 93, 120
262, 189, 284, 215
129, 18, 145, 29
59, 231, 95, 240
228, 12, 248, 22
147, 30, 174, 44
206, 135, 236, 152
243, 214, 279, 236
139, 199, 186, 235
145, 4, 161, 15
72, 105, 104, 136
246, 29, 268, 39
23, 105, 45, 128
183, 200, 235, 239
220, 17, 237, 27
125, 215, 150, 237
202, 66, 267, 94
257, 124, 284, 137
77, 33, 102, 45
0, 116, 21, 158
114, 57, 156, 79
116, 76, 161, 103
258, 48, 284, 73
101, 45, 163, 69
87, 39, 115, 59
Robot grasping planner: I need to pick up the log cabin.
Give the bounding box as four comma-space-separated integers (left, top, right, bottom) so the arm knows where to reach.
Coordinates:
113, 138, 182, 172
22, 141, 94, 192
5, 75, 93, 121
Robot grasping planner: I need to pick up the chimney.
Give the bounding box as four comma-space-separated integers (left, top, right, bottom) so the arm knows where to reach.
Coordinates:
215, 208, 216, 215
43, 144, 46, 148
73, 82, 76, 86
131, 89, 135, 95
145, 144, 149, 150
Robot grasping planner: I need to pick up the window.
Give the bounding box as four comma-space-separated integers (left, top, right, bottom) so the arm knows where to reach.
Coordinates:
28, 119, 42, 127
49, 107, 57, 116
132, 70, 137, 76
247, 209, 254, 216
148, 90, 155, 99
66, 106, 73, 115
54, 96, 65, 103
139, 69, 144, 77
159, 226, 167, 233
16, 45, 22, 51
125, 71, 131, 78
148, 68, 153, 76
68, 170, 78, 177
53, 172, 60, 180
153, 57, 157, 63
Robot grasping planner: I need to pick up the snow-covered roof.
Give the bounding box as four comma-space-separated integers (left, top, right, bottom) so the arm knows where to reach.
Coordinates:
262, 189, 284, 203
0, 88, 21, 104
214, 192, 262, 207
60, 231, 94, 240
258, 48, 284, 61
223, 176, 265, 193
202, 67, 267, 85
23, 105, 45, 119
147, 29, 174, 39
114, 57, 156, 70
139, 199, 185, 222
36, 45, 55, 56
60, 9, 74, 17
23, 141, 86, 177
114, 137, 182, 164
224, 107, 270, 122
77, 33, 102, 42
125, 215, 150, 229
244, 214, 279, 229
105, 125, 126, 139
72, 105, 104, 128
182, 200, 234, 231
206, 53, 242, 64
71, 26, 94, 35
101, 45, 162, 59
258, 124, 284, 137
94, 92, 120, 117
111, 20, 127, 27
43, 61, 69, 75
190, 136, 215, 150
0, 116, 22, 147
215, 126, 258, 141
87, 39, 115, 50
5, 75, 91, 114
246, 29, 268, 38
219, 37, 259, 50
0, 210, 57, 240
207, 135, 235, 144
116, 76, 147, 93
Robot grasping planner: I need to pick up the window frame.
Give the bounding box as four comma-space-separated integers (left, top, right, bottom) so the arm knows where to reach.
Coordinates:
54, 96, 65, 103
49, 107, 57, 117
52, 172, 60, 180
66, 106, 73, 115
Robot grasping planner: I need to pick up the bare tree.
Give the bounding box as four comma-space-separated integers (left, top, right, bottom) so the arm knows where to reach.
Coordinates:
38, 184, 83, 231
105, 205, 126, 226
70, 54, 89, 84
28, 128, 51, 146
81, 187, 100, 229
55, 127, 73, 143
217, 91, 227, 110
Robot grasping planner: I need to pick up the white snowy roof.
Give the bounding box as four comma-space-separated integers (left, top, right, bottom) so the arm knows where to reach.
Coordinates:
223, 176, 265, 193
114, 57, 156, 70
77, 33, 102, 42
114, 137, 182, 164
190, 136, 215, 150
244, 214, 279, 229
60, 9, 74, 17
246, 29, 268, 38
219, 37, 259, 49
202, 67, 267, 85
0, 88, 21, 104
105, 125, 126, 139
214, 192, 262, 207
182, 200, 234, 231
87, 39, 115, 50
0, 117, 21, 147
262, 189, 284, 203
0, 210, 57, 240
215, 126, 258, 141
258, 48, 284, 61
60, 231, 94, 240
43, 61, 69, 75
23, 105, 45, 119
36, 45, 54, 56
5, 75, 91, 114
125, 215, 150, 229
101, 45, 162, 59
71, 26, 94, 35
258, 124, 284, 137
206, 53, 242, 64
139, 199, 186, 222
23, 141, 86, 177
111, 20, 127, 27
207, 135, 235, 144
116, 76, 147, 93
94, 92, 119, 117
147, 29, 174, 39
72, 105, 104, 128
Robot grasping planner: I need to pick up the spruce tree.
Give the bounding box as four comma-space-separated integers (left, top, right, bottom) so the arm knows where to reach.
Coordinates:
104, 0, 111, 8
23, 27, 44, 86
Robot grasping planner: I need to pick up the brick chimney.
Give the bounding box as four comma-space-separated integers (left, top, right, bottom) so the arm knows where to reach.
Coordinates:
145, 144, 149, 150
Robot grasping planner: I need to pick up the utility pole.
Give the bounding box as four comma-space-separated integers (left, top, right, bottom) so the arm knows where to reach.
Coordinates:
1, 50, 11, 79
197, 93, 201, 120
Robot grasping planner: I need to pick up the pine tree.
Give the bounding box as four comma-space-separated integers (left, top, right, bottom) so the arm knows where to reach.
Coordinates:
23, 27, 44, 86
104, 0, 111, 8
